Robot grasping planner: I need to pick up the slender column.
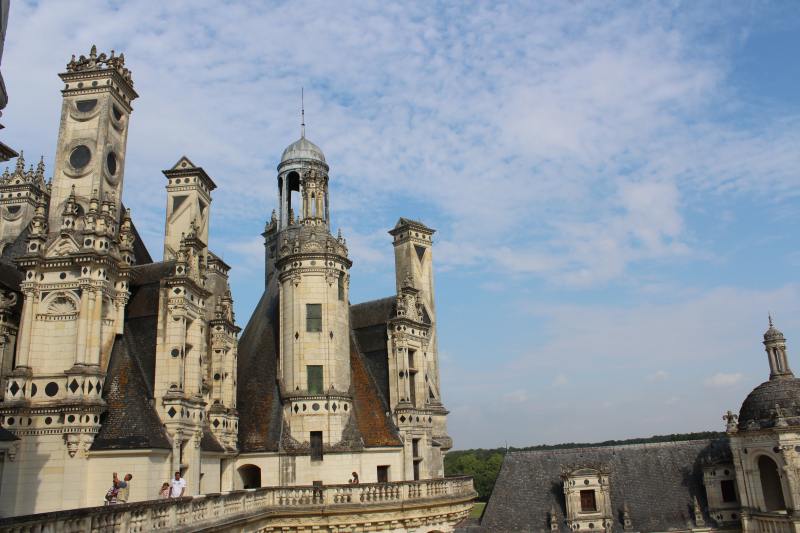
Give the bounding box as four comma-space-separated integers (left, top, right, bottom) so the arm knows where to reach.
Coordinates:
75, 288, 90, 364
87, 289, 104, 365
14, 289, 36, 368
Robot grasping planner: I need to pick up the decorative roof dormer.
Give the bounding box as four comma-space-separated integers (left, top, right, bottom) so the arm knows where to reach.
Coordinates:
561, 466, 613, 532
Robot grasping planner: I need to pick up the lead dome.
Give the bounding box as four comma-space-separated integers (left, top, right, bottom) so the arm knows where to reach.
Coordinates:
280, 136, 325, 165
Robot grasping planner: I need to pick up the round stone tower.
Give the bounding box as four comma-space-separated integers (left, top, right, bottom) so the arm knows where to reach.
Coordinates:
272, 133, 354, 450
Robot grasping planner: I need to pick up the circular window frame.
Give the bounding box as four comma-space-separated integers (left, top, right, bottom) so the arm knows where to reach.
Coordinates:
62, 139, 94, 178
102, 144, 121, 185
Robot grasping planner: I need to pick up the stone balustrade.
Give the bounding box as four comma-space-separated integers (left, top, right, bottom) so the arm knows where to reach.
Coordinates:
747, 512, 799, 533
0, 476, 476, 533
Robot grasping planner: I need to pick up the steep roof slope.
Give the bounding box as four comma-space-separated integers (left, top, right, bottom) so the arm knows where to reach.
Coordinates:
236, 287, 283, 452
481, 438, 731, 532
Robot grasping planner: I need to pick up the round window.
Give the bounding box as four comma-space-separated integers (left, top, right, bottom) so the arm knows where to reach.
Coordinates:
69, 145, 91, 169
106, 152, 117, 175
112, 106, 123, 121
45, 381, 59, 397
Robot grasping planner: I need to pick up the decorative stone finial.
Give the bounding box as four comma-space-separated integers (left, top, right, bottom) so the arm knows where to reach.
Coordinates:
723, 410, 738, 433
65, 45, 133, 86
692, 496, 705, 526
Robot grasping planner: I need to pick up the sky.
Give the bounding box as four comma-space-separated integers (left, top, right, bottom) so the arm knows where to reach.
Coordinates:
2, 1, 799, 449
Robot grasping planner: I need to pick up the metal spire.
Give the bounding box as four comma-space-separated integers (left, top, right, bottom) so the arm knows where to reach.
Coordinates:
301, 87, 305, 138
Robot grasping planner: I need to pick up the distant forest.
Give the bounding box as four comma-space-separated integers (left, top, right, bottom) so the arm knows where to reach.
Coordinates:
443, 431, 725, 502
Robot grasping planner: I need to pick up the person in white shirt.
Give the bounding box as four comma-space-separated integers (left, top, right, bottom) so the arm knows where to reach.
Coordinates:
170, 471, 186, 498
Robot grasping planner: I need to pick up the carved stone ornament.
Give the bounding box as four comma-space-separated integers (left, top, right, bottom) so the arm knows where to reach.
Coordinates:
0, 290, 17, 310
723, 410, 739, 433
65, 434, 81, 458
7, 442, 19, 462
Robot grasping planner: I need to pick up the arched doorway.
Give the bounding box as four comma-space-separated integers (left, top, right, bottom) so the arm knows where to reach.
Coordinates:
758, 455, 786, 511
237, 464, 262, 489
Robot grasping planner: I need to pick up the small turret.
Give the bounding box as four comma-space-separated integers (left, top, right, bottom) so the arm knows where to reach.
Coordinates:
765, 315, 792, 379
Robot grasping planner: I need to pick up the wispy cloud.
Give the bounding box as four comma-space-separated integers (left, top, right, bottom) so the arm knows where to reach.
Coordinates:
704, 373, 744, 388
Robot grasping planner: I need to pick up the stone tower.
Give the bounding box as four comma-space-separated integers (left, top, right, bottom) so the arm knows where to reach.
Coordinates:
264, 132, 355, 472
162, 156, 215, 260
387, 218, 450, 479
48, 45, 136, 231
0, 46, 137, 510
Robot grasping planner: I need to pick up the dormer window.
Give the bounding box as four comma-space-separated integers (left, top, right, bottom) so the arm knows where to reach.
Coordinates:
561, 467, 612, 530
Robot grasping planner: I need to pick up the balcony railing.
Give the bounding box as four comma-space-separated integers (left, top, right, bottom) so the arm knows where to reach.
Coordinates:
749, 512, 796, 533
0, 476, 476, 533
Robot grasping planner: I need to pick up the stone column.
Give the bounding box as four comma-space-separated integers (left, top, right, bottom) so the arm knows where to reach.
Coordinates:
75, 287, 90, 364
86, 289, 104, 366
14, 288, 36, 368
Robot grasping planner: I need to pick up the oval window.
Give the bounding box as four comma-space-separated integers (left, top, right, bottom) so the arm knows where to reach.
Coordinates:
69, 145, 91, 169
76, 99, 97, 112
112, 106, 123, 121
106, 152, 117, 175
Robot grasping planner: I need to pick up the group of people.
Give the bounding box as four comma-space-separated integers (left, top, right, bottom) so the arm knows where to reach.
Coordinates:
104, 470, 187, 505
104, 473, 132, 505
160, 471, 187, 499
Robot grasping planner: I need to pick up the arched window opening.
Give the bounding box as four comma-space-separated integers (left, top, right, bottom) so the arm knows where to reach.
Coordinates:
758, 455, 786, 511
286, 172, 300, 222
237, 464, 262, 489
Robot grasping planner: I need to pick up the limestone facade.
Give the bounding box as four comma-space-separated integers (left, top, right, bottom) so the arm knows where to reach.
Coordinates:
0, 44, 458, 528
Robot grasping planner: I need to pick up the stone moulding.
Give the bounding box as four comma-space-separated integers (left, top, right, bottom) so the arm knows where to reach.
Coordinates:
0, 476, 476, 533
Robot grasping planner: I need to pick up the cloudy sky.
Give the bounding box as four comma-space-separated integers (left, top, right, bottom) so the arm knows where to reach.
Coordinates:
3, 1, 799, 449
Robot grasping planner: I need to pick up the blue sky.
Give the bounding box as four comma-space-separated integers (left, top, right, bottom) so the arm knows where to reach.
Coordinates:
3, 1, 799, 449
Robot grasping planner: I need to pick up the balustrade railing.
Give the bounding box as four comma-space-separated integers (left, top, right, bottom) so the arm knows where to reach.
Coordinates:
0, 476, 476, 533
751, 513, 796, 533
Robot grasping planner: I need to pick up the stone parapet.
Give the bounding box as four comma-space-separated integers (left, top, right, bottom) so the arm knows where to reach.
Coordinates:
0, 476, 476, 533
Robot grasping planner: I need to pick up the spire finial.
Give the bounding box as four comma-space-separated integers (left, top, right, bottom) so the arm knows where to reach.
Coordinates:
301, 87, 305, 138
769, 313, 774, 327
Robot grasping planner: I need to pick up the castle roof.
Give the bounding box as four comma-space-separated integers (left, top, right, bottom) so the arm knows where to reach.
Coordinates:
480, 438, 731, 532
91, 261, 172, 451
236, 285, 401, 453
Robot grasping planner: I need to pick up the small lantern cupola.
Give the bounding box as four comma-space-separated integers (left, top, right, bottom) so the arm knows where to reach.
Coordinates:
764, 315, 792, 380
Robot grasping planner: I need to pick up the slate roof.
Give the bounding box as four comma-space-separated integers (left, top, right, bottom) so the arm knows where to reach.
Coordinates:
351, 297, 395, 407
92, 261, 171, 451
236, 288, 402, 453
236, 287, 283, 452
480, 438, 731, 533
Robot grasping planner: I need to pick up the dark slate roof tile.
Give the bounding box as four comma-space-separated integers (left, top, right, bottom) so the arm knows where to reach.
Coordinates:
91, 325, 171, 451
236, 287, 283, 452
350, 333, 402, 447
481, 438, 731, 533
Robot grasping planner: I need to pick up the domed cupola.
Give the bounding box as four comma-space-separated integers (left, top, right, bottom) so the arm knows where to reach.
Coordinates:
738, 316, 800, 430
280, 137, 326, 167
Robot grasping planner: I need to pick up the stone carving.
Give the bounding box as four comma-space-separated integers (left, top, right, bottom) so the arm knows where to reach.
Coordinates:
46, 294, 78, 316
66, 45, 132, 85
0, 290, 17, 310
723, 410, 738, 432
65, 434, 80, 458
